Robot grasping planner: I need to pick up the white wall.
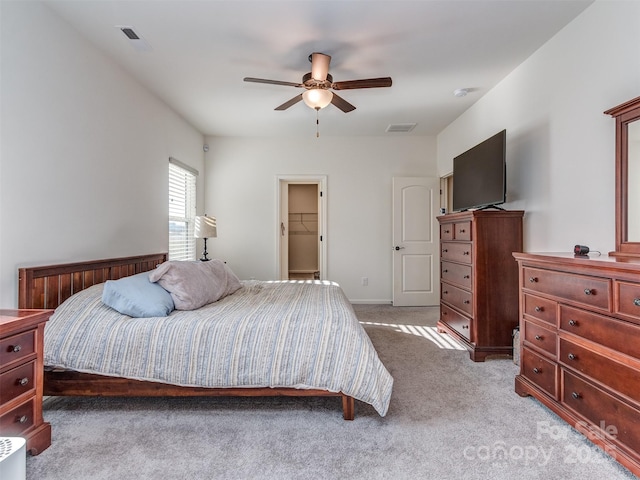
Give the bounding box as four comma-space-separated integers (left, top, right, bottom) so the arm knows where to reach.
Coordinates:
0, 1, 204, 307
437, 0, 640, 254
204, 136, 436, 302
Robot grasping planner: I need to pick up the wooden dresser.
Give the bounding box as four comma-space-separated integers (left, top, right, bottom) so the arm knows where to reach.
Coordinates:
437, 210, 524, 361
513, 252, 640, 477
0, 309, 52, 455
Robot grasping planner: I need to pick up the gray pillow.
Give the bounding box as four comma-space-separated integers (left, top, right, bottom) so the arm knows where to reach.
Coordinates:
148, 259, 242, 310
102, 272, 175, 317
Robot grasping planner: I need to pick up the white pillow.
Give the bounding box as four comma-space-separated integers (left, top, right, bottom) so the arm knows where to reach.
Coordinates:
148, 259, 242, 310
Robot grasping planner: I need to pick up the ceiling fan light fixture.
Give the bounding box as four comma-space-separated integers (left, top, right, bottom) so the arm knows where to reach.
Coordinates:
302, 89, 333, 110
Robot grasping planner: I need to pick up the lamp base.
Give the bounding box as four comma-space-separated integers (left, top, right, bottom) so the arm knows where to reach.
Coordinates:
199, 238, 211, 261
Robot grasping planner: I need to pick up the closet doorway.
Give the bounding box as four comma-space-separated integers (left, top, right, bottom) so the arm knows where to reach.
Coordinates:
277, 176, 327, 281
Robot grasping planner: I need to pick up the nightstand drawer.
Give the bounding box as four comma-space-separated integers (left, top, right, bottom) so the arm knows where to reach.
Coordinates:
0, 330, 35, 367
454, 222, 471, 241
0, 361, 36, 404
0, 398, 35, 436
521, 347, 557, 398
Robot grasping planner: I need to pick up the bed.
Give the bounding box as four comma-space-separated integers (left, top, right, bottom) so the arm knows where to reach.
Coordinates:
18, 253, 393, 420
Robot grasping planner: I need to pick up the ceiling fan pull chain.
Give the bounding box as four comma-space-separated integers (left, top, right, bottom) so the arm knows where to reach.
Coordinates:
316, 107, 320, 138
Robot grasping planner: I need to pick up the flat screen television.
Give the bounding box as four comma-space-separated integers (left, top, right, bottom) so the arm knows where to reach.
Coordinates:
452, 129, 506, 212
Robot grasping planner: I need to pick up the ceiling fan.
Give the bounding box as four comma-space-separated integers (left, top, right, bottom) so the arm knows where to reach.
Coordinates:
243, 52, 392, 113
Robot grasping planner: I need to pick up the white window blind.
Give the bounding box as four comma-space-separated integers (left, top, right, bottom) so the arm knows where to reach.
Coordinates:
168, 158, 197, 261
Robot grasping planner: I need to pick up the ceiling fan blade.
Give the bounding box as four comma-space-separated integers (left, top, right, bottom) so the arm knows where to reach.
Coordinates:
275, 94, 304, 111
330, 92, 356, 113
244, 77, 303, 88
311, 53, 331, 81
332, 77, 393, 90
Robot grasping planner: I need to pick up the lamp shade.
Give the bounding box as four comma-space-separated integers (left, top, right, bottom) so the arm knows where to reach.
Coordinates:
302, 88, 333, 110
194, 215, 217, 238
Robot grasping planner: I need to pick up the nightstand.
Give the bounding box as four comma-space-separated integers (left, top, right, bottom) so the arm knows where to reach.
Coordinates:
0, 309, 52, 455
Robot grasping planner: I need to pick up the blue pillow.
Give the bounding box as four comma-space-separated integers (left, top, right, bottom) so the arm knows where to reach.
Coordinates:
102, 272, 174, 317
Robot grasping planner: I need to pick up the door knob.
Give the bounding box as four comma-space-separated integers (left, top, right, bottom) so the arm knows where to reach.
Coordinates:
394, 246, 404, 251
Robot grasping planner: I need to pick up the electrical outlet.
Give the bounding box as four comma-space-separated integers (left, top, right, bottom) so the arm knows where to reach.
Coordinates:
362, 277, 368, 286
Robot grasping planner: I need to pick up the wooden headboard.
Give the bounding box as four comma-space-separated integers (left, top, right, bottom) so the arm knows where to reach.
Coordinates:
18, 253, 167, 309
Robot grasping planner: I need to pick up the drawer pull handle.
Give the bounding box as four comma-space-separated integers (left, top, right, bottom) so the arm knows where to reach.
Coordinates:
443, 290, 448, 295
534, 306, 543, 312
529, 277, 538, 283
634, 298, 640, 307
584, 288, 593, 296
568, 319, 578, 327
443, 249, 448, 253
532, 368, 541, 374
18, 377, 29, 386
463, 275, 470, 279
444, 229, 450, 234
17, 415, 28, 424
535, 335, 542, 341
443, 269, 448, 273
463, 300, 470, 304
571, 392, 581, 400
567, 353, 577, 361
10, 345, 22, 353
462, 325, 469, 329
463, 251, 470, 255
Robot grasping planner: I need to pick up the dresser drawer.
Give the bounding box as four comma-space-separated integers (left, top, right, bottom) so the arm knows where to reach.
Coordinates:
441, 282, 473, 316
0, 398, 35, 436
441, 261, 472, 289
440, 303, 471, 340
521, 347, 557, 398
0, 361, 35, 404
560, 305, 640, 361
454, 222, 471, 241
559, 338, 640, 405
0, 329, 35, 368
615, 281, 640, 324
441, 242, 472, 264
523, 267, 611, 311
563, 370, 640, 455
440, 224, 454, 241
523, 320, 556, 357
523, 293, 557, 325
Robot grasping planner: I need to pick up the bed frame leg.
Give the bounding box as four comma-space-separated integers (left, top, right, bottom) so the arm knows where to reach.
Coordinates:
342, 395, 355, 420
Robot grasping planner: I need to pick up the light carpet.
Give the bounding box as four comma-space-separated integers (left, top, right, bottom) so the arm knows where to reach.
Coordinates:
27, 305, 637, 480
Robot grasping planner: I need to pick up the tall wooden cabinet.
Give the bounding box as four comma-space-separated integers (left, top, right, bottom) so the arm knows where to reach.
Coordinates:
437, 210, 524, 361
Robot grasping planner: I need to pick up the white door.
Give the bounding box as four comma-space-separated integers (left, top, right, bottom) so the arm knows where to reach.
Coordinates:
392, 177, 440, 306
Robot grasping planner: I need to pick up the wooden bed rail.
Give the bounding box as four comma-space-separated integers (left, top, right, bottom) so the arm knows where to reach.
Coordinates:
18, 253, 167, 309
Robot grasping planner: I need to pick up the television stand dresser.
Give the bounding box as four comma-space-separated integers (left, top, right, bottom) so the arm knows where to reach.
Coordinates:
513, 252, 640, 476
437, 210, 524, 361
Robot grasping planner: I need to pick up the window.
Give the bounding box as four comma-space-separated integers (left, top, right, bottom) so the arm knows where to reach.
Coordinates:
168, 157, 197, 260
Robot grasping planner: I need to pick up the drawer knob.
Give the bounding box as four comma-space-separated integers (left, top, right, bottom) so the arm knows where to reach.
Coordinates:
463, 275, 470, 279
529, 277, 538, 283
634, 298, 640, 307
568, 319, 578, 327
444, 229, 450, 234
532, 367, 541, 374
443, 269, 448, 273
18, 415, 28, 424
18, 377, 29, 387
535, 335, 542, 341
463, 251, 470, 255
462, 325, 469, 329
584, 288, 593, 296
534, 306, 543, 312
463, 300, 470, 304
568, 353, 577, 361
443, 290, 448, 295
571, 392, 581, 400
10, 344, 22, 353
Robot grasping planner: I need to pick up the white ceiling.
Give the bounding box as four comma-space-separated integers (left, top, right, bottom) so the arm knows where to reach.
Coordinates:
43, 0, 593, 138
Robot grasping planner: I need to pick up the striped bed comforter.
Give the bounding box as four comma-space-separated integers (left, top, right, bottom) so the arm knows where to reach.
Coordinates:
44, 280, 393, 416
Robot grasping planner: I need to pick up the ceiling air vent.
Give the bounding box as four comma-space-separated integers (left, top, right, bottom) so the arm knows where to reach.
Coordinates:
386, 123, 417, 133
116, 26, 152, 52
